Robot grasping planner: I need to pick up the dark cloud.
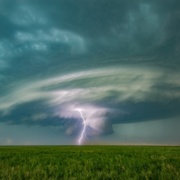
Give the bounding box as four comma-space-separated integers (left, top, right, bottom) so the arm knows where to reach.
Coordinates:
0, 0, 180, 144
111, 101, 180, 124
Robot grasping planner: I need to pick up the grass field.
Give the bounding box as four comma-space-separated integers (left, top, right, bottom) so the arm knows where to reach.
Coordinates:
0, 146, 179, 180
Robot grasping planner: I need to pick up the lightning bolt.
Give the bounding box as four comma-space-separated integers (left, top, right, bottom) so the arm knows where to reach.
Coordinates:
75, 108, 86, 145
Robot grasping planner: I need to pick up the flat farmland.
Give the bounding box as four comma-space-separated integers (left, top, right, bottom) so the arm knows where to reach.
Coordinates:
0, 146, 179, 180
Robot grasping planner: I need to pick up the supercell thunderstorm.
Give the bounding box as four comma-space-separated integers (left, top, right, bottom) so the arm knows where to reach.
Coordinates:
0, 66, 179, 144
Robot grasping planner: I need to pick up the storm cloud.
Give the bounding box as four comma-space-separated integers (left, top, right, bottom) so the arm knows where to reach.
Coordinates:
0, 0, 180, 145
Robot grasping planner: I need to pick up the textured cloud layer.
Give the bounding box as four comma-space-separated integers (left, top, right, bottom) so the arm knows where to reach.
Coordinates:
1, 66, 180, 138
0, 0, 180, 144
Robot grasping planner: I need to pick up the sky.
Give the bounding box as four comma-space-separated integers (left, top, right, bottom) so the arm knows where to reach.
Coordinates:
0, 0, 180, 145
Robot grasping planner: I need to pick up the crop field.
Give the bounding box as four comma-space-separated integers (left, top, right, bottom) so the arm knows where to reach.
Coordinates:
0, 146, 180, 180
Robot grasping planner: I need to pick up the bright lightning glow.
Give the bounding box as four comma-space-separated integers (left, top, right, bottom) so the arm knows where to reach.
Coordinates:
74, 108, 86, 145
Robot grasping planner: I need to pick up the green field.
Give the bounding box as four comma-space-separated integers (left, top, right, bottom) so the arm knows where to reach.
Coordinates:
0, 146, 179, 180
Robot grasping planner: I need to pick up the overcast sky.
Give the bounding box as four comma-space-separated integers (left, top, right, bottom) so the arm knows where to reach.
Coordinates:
0, 0, 180, 145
